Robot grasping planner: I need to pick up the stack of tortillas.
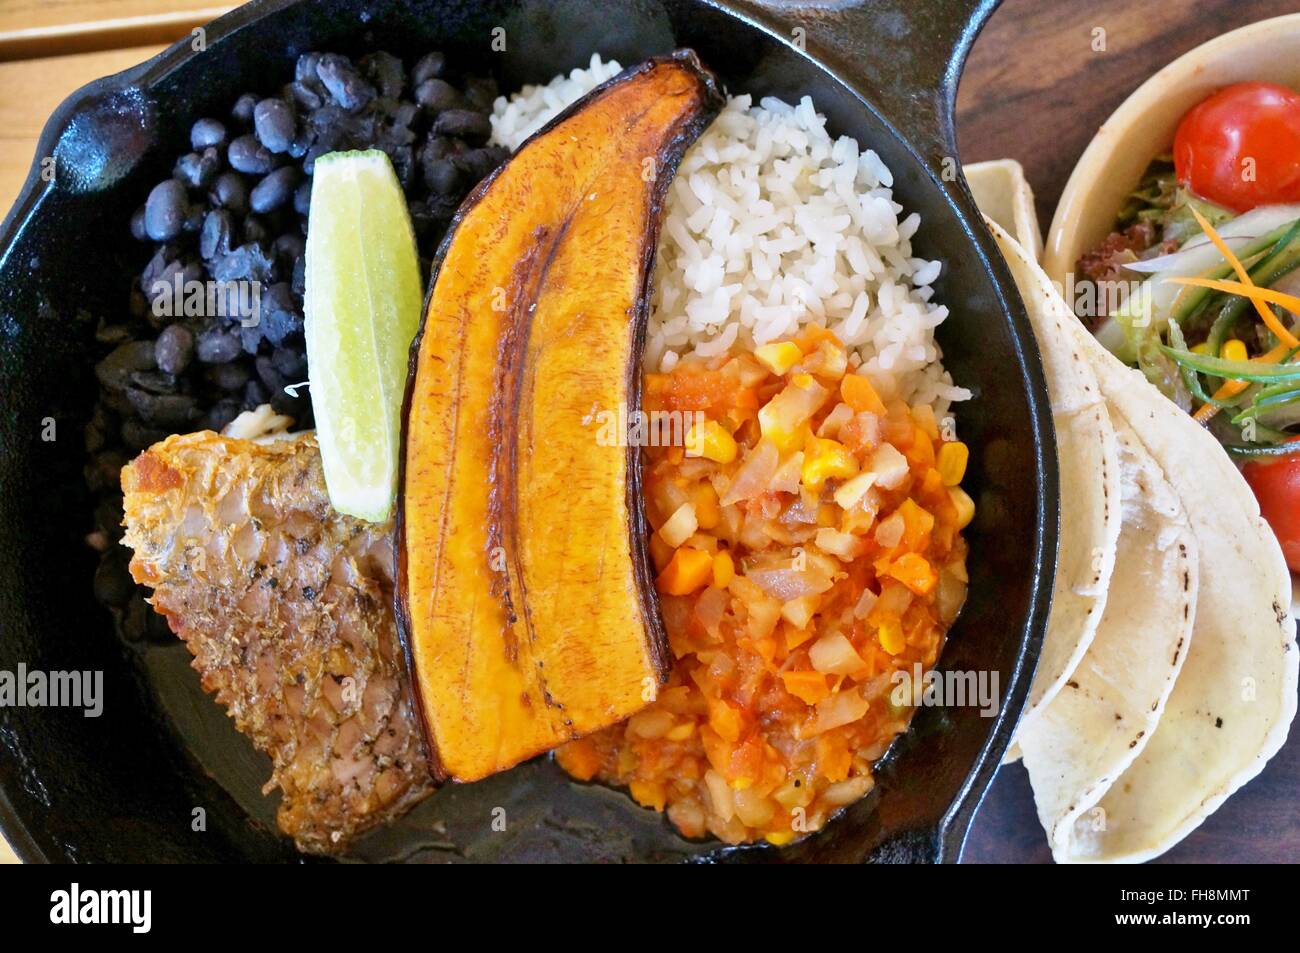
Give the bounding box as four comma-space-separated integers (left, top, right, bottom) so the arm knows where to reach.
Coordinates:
965, 160, 1298, 863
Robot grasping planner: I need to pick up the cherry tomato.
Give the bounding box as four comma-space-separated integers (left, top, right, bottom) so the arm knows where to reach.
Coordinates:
1243, 451, 1300, 572
1173, 82, 1300, 212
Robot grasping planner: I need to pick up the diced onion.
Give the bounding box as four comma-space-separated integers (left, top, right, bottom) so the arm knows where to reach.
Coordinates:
659, 502, 699, 548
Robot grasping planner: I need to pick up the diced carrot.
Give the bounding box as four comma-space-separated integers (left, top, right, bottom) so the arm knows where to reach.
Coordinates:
841, 374, 888, 416
795, 324, 842, 355
629, 779, 667, 811
785, 623, 816, 651
905, 426, 935, 469
781, 670, 830, 705
556, 738, 602, 781
658, 547, 714, 595
816, 733, 853, 783
896, 498, 935, 553
887, 552, 938, 596
708, 698, 745, 742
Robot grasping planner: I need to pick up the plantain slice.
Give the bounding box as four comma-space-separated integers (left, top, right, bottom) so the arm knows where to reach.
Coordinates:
398, 51, 724, 782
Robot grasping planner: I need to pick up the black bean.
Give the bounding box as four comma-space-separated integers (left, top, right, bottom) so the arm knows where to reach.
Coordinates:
84, 404, 112, 454
241, 216, 271, 247
361, 51, 405, 99
85, 451, 128, 494
386, 143, 416, 189
229, 134, 278, 174
174, 148, 220, 188
207, 361, 250, 391
200, 209, 235, 261
453, 146, 506, 182
144, 179, 188, 241
231, 93, 258, 125
129, 370, 179, 395
273, 232, 305, 264
286, 80, 324, 112
271, 346, 307, 379
390, 101, 419, 131
130, 206, 148, 241
295, 52, 323, 83
250, 166, 298, 213
412, 51, 447, 86
463, 76, 499, 112
292, 255, 306, 296
415, 78, 460, 112
209, 171, 250, 214
254, 98, 297, 154
196, 326, 242, 364
434, 109, 492, 144
257, 282, 299, 346
293, 179, 313, 216
95, 316, 134, 346
96, 341, 156, 391
155, 324, 195, 375
212, 243, 274, 283
199, 398, 242, 433
191, 117, 227, 150
316, 53, 375, 110
121, 415, 170, 450
126, 388, 200, 428
255, 354, 286, 392
423, 156, 462, 195
244, 379, 269, 407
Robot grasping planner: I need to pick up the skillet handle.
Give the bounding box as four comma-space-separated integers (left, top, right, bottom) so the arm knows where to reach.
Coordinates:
728, 0, 999, 164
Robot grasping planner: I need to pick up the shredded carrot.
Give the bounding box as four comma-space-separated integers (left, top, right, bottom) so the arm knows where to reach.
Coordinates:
1165, 276, 1300, 346
1184, 206, 1299, 348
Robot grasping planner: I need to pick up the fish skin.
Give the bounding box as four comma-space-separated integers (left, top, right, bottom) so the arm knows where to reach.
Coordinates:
121, 431, 432, 854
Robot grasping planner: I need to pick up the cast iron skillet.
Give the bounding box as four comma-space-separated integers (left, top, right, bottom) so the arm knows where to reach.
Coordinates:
0, 0, 1055, 863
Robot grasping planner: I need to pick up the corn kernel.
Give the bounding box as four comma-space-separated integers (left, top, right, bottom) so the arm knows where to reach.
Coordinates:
685, 419, 738, 463
764, 830, 796, 846
949, 486, 975, 529
754, 341, 803, 375
1191, 342, 1211, 356
666, 722, 695, 742
877, 617, 905, 655
712, 550, 735, 589
692, 482, 721, 530
801, 436, 858, 489
937, 441, 969, 487
1222, 339, 1248, 363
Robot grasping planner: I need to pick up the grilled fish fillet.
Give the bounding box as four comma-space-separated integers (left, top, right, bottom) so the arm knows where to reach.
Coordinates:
121, 431, 432, 854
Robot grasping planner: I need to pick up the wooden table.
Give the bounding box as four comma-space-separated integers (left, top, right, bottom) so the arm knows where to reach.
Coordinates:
1, 0, 1296, 865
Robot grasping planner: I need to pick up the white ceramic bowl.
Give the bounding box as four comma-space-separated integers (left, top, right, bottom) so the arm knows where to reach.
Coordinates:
1044, 13, 1300, 285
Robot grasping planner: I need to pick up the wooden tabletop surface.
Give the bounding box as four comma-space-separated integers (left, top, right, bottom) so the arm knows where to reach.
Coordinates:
1, 0, 1297, 864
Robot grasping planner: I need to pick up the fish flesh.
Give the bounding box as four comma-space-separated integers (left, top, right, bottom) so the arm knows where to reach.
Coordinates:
121, 431, 431, 854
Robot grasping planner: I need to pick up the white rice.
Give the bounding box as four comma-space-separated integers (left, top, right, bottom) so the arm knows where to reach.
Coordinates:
489, 54, 970, 414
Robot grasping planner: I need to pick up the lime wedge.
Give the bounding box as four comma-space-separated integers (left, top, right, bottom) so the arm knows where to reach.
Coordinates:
304, 150, 422, 522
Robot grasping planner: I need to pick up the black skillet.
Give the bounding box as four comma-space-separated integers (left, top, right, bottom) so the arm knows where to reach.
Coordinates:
0, 0, 1056, 863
